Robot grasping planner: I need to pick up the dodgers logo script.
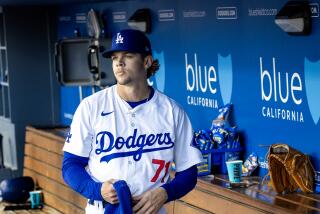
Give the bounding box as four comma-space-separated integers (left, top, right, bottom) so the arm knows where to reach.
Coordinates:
95, 129, 174, 162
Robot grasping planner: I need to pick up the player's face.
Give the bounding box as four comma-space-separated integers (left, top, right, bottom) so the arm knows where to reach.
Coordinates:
111, 51, 147, 86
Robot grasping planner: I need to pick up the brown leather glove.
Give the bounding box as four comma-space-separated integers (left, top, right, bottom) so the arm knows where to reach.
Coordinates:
267, 144, 315, 193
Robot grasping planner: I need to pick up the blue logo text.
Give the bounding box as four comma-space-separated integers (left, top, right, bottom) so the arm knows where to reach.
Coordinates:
95, 129, 174, 162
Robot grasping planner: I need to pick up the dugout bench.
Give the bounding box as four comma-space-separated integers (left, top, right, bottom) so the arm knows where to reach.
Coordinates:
0, 126, 86, 213
1, 126, 319, 214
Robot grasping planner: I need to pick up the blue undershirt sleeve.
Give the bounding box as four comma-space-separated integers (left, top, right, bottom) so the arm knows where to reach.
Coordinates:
62, 151, 103, 201
161, 165, 198, 202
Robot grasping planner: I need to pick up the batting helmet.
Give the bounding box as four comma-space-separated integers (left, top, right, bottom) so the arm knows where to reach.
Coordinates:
0, 176, 35, 203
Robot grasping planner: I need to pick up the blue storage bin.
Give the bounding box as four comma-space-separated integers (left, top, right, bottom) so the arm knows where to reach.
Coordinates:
197, 153, 212, 176
315, 171, 320, 193
202, 147, 243, 174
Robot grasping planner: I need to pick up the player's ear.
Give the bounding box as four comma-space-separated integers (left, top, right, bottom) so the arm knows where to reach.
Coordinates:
144, 55, 152, 69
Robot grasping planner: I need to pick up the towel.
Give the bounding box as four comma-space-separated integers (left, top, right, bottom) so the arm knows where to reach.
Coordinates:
104, 180, 132, 214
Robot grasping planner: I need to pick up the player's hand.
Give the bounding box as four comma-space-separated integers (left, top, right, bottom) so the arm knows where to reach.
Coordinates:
132, 187, 168, 214
100, 179, 118, 204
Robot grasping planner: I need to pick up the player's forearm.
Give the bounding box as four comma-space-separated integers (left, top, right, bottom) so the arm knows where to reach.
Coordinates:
62, 152, 103, 201
161, 165, 198, 202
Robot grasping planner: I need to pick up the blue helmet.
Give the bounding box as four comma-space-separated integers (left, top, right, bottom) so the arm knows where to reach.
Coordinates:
0, 176, 35, 203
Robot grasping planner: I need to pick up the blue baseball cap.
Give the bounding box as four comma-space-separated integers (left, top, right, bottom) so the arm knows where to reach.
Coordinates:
102, 29, 152, 58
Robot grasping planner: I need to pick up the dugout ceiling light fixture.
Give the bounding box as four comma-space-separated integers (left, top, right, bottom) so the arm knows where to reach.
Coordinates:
275, 1, 312, 35
128, 8, 151, 33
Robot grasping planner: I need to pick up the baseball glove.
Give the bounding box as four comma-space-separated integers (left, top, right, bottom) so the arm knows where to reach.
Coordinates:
267, 143, 315, 193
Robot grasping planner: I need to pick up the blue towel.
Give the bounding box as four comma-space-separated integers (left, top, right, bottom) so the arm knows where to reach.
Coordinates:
104, 180, 132, 214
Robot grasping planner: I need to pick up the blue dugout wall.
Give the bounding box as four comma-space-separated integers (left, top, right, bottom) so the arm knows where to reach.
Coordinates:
57, 0, 320, 176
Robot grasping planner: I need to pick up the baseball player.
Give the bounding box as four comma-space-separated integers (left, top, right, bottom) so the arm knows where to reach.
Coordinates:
62, 29, 203, 214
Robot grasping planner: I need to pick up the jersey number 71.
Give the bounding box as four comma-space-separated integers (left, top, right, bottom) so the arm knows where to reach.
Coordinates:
150, 159, 171, 183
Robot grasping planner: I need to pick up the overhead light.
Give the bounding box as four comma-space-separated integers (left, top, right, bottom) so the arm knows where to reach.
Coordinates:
128, 8, 151, 33
275, 1, 311, 35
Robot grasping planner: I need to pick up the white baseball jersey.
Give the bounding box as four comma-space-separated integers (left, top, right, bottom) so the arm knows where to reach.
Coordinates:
63, 85, 203, 214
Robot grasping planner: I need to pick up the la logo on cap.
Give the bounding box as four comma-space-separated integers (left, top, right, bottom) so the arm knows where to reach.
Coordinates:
115, 33, 124, 44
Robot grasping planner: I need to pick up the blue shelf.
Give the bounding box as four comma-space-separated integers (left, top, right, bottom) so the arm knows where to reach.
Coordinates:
201, 147, 243, 155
